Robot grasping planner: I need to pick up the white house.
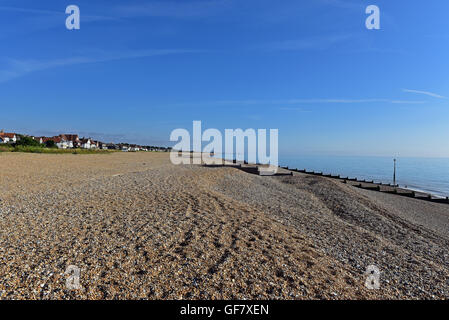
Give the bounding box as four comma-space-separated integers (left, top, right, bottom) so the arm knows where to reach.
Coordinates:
60, 134, 80, 148
56, 137, 72, 149
42, 136, 70, 149
80, 138, 95, 149
0, 132, 17, 144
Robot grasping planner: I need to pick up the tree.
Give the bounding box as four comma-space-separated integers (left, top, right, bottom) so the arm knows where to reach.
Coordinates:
15, 135, 42, 147
45, 140, 57, 148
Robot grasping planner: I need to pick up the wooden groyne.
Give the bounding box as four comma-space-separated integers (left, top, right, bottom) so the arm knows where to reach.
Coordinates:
280, 166, 449, 205
203, 161, 293, 177
204, 159, 448, 205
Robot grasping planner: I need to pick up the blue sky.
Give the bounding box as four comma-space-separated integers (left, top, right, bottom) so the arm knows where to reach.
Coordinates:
1, 0, 448, 157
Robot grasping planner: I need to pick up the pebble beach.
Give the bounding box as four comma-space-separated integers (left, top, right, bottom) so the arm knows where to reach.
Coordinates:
0, 152, 448, 299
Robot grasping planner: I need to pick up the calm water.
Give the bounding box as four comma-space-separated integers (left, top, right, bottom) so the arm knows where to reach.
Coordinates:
280, 155, 449, 198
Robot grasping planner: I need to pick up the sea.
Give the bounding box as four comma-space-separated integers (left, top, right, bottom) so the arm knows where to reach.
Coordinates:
280, 155, 449, 198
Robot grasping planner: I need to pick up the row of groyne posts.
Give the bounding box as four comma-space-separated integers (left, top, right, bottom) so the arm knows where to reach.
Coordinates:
279, 166, 449, 205
202, 157, 449, 205
203, 159, 294, 176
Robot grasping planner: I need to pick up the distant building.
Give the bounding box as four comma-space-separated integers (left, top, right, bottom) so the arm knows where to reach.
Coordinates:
46, 136, 71, 149
0, 130, 17, 144
129, 144, 141, 152
0, 129, 163, 152
103, 143, 118, 150
100, 142, 116, 150
60, 134, 80, 148
91, 140, 99, 149
80, 138, 97, 149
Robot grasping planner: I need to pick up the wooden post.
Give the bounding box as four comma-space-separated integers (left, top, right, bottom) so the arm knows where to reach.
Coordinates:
393, 159, 397, 186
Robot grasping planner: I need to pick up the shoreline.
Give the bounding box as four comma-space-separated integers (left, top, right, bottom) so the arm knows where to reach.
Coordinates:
207, 152, 449, 199
207, 153, 449, 203
280, 154, 449, 199
280, 166, 449, 203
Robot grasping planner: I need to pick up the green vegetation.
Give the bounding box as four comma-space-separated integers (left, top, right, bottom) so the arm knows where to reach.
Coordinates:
0, 145, 112, 154
0, 144, 14, 152
15, 135, 43, 147
44, 140, 57, 148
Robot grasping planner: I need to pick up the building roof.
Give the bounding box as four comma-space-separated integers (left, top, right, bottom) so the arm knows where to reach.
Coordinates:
0, 132, 16, 139
60, 134, 79, 141
41, 136, 62, 143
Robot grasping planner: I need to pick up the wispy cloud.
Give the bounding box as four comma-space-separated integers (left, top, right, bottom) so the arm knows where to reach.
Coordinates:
114, 0, 231, 19
316, 0, 364, 10
208, 98, 426, 105
403, 89, 447, 99
279, 106, 311, 112
259, 34, 352, 52
0, 6, 64, 15
165, 98, 426, 110
0, 49, 201, 83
